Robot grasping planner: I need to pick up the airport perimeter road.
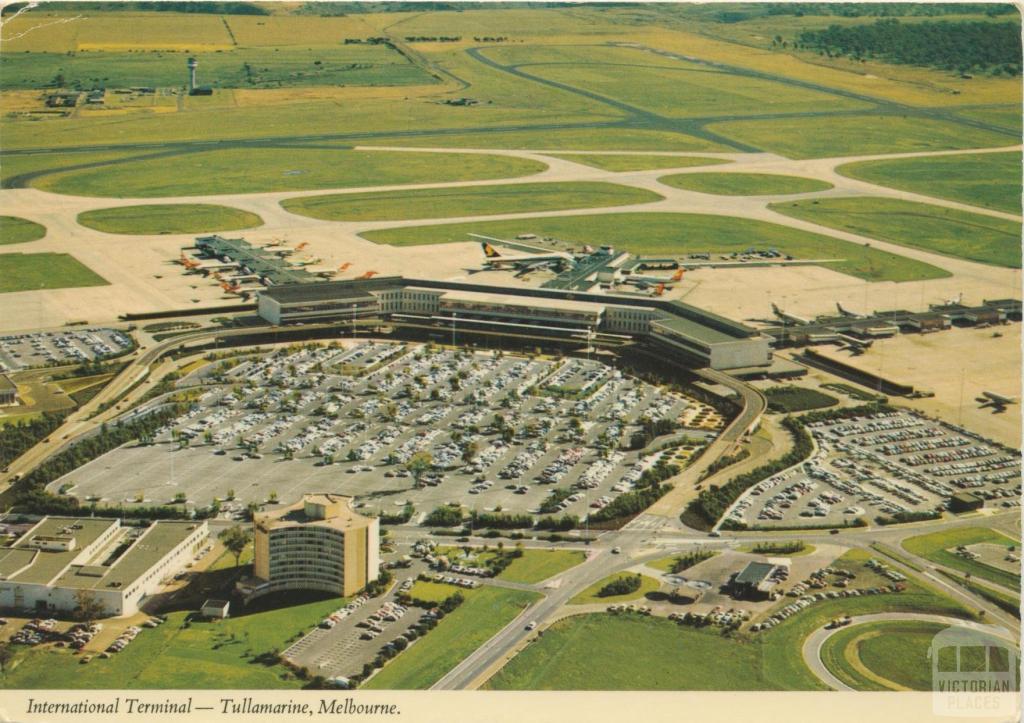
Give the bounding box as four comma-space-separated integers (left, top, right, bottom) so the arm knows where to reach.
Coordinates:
802, 613, 1019, 691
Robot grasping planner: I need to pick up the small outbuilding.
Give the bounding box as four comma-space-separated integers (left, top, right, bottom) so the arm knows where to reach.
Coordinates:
949, 492, 984, 513
200, 599, 230, 619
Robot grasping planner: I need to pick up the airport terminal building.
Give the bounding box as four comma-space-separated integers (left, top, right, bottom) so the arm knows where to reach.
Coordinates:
243, 494, 379, 600
0, 517, 208, 617
257, 277, 772, 371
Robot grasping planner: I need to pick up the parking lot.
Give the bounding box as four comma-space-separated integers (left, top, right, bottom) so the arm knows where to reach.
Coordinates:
0, 328, 133, 372
50, 341, 719, 519
725, 409, 1021, 529
282, 577, 430, 682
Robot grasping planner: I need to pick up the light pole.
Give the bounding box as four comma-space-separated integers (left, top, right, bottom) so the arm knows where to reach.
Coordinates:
586, 326, 592, 363
451, 312, 457, 348
351, 303, 356, 339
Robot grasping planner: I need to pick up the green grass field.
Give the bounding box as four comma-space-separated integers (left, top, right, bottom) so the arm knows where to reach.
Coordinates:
552, 154, 731, 172
647, 550, 719, 573
1, 46, 433, 91
938, 570, 1021, 619
837, 152, 1023, 215
819, 620, 949, 691
0, 596, 344, 689
77, 204, 264, 234
362, 212, 948, 282
0, 215, 46, 244
903, 527, 1021, 591
510, 47, 871, 120
708, 115, 1019, 159
433, 547, 585, 585
282, 182, 661, 222
359, 128, 728, 151
35, 148, 547, 198
764, 387, 839, 413
771, 197, 1022, 268
485, 613, 780, 690
569, 572, 661, 604
363, 584, 539, 689
0, 253, 108, 293
659, 172, 833, 196
498, 549, 587, 584
953, 106, 1023, 135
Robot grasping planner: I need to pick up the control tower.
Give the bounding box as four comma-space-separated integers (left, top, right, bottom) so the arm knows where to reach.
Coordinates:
187, 57, 198, 93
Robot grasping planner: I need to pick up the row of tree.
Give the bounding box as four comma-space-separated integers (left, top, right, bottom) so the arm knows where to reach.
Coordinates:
686, 416, 813, 530
798, 19, 1021, 74
0, 412, 66, 468
764, 3, 1014, 17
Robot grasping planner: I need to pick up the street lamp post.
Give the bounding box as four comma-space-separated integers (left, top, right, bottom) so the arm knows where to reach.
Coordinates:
351, 303, 356, 339
451, 312, 457, 348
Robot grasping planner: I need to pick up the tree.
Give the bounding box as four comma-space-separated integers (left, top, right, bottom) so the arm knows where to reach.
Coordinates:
461, 440, 479, 464
219, 525, 252, 567
74, 589, 105, 624
406, 451, 433, 488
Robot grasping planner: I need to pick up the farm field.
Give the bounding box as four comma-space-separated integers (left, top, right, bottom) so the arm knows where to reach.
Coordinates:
660, 172, 833, 196
77, 204, 264, 235
707, 115, 1020, 159
0, 216, 46, 244
819, 620, 950, 691
33, 148, 547, 198
0, 596, 343, 689
0, 45, 433, 91
485, 613, 779, 690
362, 585, 539, 690
551, 154, 731, 171
361, 212, 949, 282
282, 182, 661, 222
0, 253, 108, 293
770, 197, 1022, 269
902, 527, 1021, 591
837, 151, 1023, 215
568, 572, 661, 604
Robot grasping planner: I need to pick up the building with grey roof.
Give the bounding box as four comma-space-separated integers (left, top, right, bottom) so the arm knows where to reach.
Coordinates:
257, 276, 772, 371
0, 517, 207, 617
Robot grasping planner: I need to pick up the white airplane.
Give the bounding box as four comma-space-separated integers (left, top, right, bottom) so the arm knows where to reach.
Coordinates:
836, 302, 865, 319
471, 233, 573, 270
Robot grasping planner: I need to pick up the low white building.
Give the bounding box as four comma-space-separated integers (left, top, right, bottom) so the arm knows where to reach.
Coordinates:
0, 516, 207, 618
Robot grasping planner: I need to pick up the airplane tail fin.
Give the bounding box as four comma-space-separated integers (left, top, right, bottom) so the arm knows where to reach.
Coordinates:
481, 242, 501, 258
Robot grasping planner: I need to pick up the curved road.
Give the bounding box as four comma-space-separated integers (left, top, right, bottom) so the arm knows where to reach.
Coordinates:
802, 612, 1020, 691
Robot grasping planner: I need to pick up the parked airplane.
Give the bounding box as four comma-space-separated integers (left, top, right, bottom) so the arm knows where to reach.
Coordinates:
471, 233, 573, 270
835, 302, 865, 319
771, 303, 811, 326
